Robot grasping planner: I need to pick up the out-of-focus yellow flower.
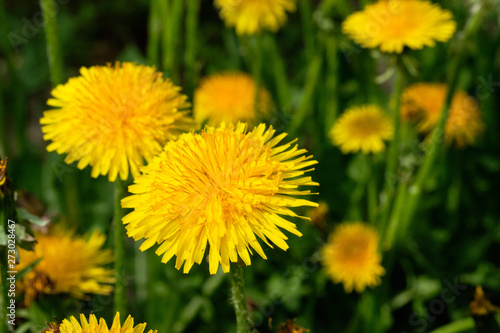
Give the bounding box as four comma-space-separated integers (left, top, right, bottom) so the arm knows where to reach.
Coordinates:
321, 222, 385, 293
308, 201, 329, 230
122, 123, 319, 275
470, 286, 500, 316
342, 0, 456, 53
194, 72, 272, 126
16, 228, 114, 305
401, 83, 484, 146
59, 313, 157, 333
330, 105, 393, 154
276, 319, 310, 333
40, 62, 195, 182
215, 0, 297, 35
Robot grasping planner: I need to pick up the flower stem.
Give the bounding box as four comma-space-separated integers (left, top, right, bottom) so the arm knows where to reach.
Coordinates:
229, 264, 250, 333
185, 0, 200, 97
324, 33, 339, 136
263, 34, 290, 113
40, 0, 81, 227
287, 52, 323, 137
147, 0, 161, 66
398, 6, 484, 235
40, 0, 65, 86
299, 0, 315, 60
367, 155, 378, 225
114, 179, 126, 315
378, 63, 404, 230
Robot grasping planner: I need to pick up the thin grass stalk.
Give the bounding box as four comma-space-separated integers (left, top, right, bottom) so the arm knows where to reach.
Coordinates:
324, 33, 339, 136
147, 0, 161, 66
397, 6, 484, 238
299, 0, 315, 60
40, 0, 81, 227
229, 264, 250, 333
367, 155, 378, 224
185, 0, 200, 98
287, 52, 323, 136
161, 0, 183, 82
113, 179, 126, 314
263, 34, 290, 113
377, 64, 404, 231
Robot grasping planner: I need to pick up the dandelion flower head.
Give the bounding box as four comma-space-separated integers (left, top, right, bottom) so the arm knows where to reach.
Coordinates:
40, 62, 195, 182
16, 227, 114, 305
194, 72, 273, 126
215, 0, 297, 35
401, 83, 483, 146
321, 222, 385, 293
122, 123, 319, 275
330, 105, 393, 154
342, 0, 456, 53
59, 313, 157, 333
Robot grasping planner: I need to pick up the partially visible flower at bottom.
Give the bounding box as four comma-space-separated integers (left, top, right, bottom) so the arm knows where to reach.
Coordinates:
16, 227, 114, 305
321, 222, 385, 293
58, 313, 157, 333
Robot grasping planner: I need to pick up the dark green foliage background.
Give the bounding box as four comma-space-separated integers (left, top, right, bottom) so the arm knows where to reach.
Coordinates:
1, 0, 500, 332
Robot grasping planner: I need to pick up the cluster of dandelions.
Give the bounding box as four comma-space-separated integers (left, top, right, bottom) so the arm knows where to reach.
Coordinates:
30, 3, 487, 328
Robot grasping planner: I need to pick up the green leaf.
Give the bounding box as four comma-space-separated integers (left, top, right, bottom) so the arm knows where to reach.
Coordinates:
17, 207, 48, 226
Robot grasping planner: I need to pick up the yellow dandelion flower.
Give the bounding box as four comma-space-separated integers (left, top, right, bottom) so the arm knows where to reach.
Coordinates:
194, 72, 273, 126
321, 222, 385, 293
342, 0, 456, 53
59, 313, 157, 333
215, 0, 297, 35
122, 122, 319, 275
401, 83, 484, 146
40, 62, 196, 182
16, 228, 114, 305
329, 105, 393, 154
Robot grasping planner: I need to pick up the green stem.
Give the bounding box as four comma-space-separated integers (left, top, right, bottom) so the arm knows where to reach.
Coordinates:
388, 5, 485, 242
147, 0, 161, 66
367, 155, 378, 225
114, 179, 126, 315
287, 52, 323, 136
161, 0, 183, 81
248, 35, 263, 114
40, 0, 65, 86
185, 0, 200, 97
229, 264, 250, 333
377, 63, 404, 229
40, 0, 81, 226
263, 34, 290, 113
428, 318, 475, 333
299, 0, 315, 60
382, 181, 408, 249
324, 33, 339, 136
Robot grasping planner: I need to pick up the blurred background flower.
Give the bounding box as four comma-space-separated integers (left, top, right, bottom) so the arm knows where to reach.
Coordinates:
330, 105, 393, 154
194, 72, 273, 126
321, 222, 385, 293
401, 83, 484, 146
214, 0, 297, 35
342, 0, 456, 53
16, 227, 114, 306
